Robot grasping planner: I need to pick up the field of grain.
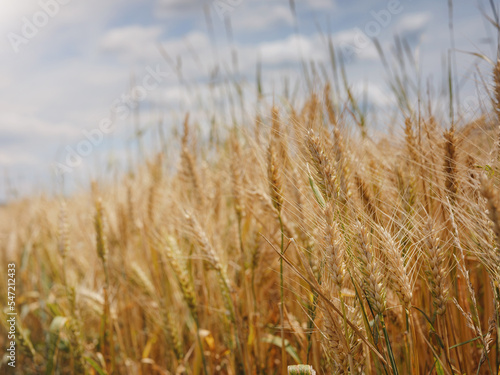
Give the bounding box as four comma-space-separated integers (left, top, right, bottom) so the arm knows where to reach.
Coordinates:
2, 8, 500, 375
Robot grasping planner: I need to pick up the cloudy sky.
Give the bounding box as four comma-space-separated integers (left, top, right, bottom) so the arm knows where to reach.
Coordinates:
0, 0, 495, 201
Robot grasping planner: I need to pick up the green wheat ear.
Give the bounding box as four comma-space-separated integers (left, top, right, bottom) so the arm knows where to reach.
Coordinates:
287, 365, 316, 374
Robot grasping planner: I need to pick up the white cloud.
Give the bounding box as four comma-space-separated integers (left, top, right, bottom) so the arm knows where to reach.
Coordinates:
394, 12, 432, 35
0, 2, 44, 34
155, 0, 205, 17
331, 28, 379, 61
156, 0, 296, 32
100, 25, 164, 63
0, 0, 489, 201
351, 81, 392, 107
255, 34, 324, 65
0, 112, 79, 141
101, 25, 163, 51
308, 0, 335, 10
0, 0, 126, 55
0, 151, 39, 166
230, 4, 294, 30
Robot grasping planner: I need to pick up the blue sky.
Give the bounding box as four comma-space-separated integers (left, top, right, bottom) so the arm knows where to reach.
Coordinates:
0, 0, 495, 200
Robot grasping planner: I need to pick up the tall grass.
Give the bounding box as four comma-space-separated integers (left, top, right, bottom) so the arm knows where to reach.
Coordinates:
2, 16, 500, 375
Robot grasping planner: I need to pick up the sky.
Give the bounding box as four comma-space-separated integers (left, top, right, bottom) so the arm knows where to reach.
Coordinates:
0, 0, 496, 201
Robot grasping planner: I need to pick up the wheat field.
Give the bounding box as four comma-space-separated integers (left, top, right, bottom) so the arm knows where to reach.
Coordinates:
2, 17, 500, 375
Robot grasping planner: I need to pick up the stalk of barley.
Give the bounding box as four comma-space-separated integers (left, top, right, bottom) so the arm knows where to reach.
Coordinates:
162, 305, 183, 361
179, 114, 204, 207
354, 225, 401, 373
479, 176, 500, 284
394, 165, 417, 214
66, 287, 86, 374
185, 213, 234, 319
493, 59, 500, 123
305, 129, 337, 202
58, 200, 70, 289
404, 117, 419, 165
181, 112, 190, 147
324, 83, 336, 126
254, 113, 262, 141
58, 202, 85, 372
332, 123, 351, 204
322, 295, 365, 374
448, 202, 495, 371
130, 261, 156, 297
159, 234, 208, 373
58, 201, 70, 262
93, 196, 115, 372
291, 168, 308, 246
181, 146, 202, 200
230, 136, 244, 222
465, 155, 480, 200
324, 201, 344, 294
355, 222, 386, 316
271, 105, 291, 169
249, 190, 295, 238
322, 203, 350, 372
306, 93, 319, 129
354, 173, 378, 224
480, 175, 500, 245
378, 226, 412, 309
443, 125, 458, 201
185, 212, 248, 373
147, 154, 163, 223
163, 235, 198, 317
126, 181, 136, 234
268, 142, 283, 213
323, 309, 350, 374
94, 197, 109, 282
271, 105, 281, 149
423, 221, 449, 316
267, 133, 287, 374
